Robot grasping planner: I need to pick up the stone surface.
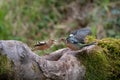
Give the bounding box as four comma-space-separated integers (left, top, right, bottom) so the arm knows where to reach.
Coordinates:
0, 40, 89, 80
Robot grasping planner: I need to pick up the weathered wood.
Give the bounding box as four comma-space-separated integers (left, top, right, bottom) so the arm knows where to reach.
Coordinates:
0, 40, 95, 80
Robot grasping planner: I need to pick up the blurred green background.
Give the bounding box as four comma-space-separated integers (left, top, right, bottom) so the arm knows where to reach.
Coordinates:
0, 0, 120, 48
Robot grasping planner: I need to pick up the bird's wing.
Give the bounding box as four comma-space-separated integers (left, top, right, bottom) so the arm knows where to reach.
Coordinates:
71, 28, 92, 43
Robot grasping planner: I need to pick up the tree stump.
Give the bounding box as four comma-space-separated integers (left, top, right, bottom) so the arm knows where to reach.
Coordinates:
0, 40, 95, 80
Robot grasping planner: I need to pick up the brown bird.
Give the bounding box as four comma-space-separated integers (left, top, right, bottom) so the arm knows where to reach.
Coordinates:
32, 40, 55, 51
60, 27, 95, 50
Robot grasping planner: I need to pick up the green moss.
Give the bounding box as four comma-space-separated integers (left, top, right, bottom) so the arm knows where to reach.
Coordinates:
85, 36, 97, 44
0, 54, 13, 80
98, 38, 120, 56
98, 38, 120, 80
79, 47, 110, 80
80, 36, 120, 80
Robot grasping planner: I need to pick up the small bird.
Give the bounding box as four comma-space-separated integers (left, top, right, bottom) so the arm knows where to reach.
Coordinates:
61, 27, 95, 50
32, 40, 55, 51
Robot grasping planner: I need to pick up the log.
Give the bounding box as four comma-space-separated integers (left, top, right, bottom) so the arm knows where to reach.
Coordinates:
0, 40, 95, 80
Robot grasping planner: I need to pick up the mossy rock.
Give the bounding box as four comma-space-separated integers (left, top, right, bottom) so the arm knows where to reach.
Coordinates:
0, 37, 120, 80
79, 36, 120, 80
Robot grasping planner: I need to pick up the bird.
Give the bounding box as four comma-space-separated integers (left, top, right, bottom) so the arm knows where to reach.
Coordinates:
32, 40, 55, 51
61, 27, 95, 50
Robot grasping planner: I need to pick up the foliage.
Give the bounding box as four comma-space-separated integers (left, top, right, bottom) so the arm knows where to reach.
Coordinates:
0, 0, 120, 42
0, 0, 67, 43
90, 0, 120, 38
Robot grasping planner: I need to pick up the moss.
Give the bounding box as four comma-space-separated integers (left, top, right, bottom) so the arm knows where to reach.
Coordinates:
98, 38, 120, 56
85, 36, 97, 44
80, 36, 120, 80
98, 38, 120, 80
79, 47, 110, 80
0, 54, 14, 80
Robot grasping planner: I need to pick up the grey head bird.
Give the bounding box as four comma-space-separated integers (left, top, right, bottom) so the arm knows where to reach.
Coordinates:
61, 27, 95, 50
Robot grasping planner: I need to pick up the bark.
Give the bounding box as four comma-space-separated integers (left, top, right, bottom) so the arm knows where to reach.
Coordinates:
0, 40, 95, 80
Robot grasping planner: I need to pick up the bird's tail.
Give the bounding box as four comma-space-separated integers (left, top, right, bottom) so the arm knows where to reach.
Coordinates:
79, 42, 96, 49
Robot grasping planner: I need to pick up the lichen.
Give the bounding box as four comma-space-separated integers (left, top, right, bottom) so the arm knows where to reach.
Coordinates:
79, 36, 120, 80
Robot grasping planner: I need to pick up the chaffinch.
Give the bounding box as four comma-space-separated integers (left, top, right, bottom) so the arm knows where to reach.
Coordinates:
32, 40, 55, 51
61, 27, 95, 50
